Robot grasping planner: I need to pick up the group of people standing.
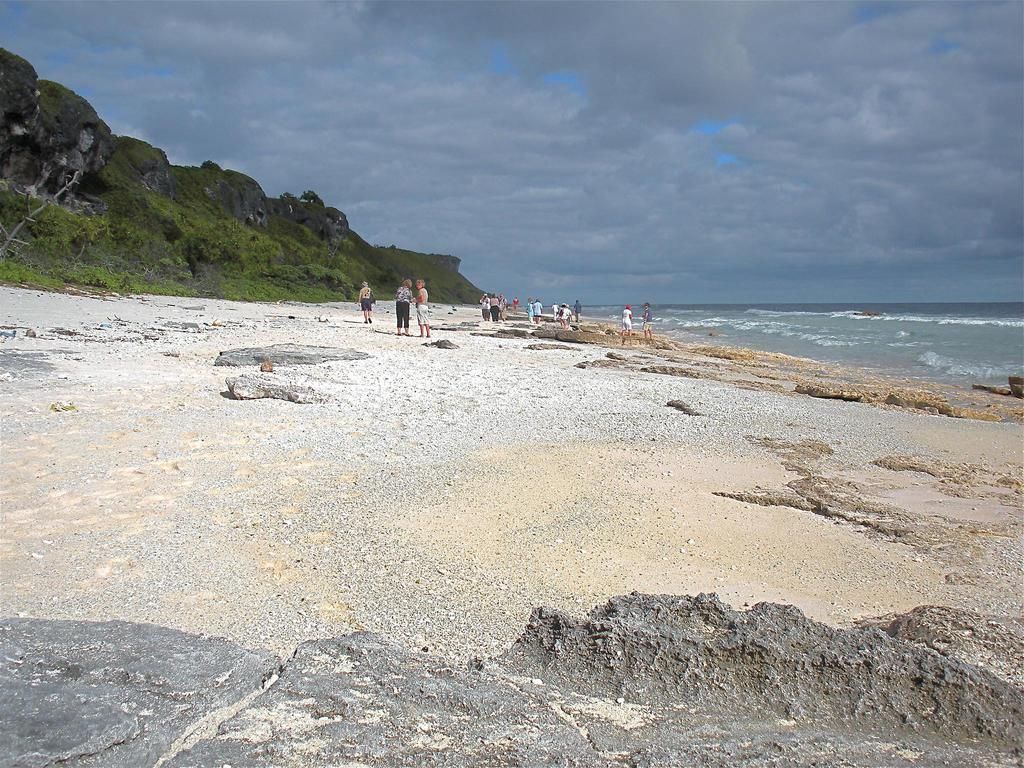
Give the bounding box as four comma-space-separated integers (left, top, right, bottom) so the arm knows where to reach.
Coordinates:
479, 294, 509, 322
525, 298, 582, 327
358, 279, 432, 338
359, 283, 651, 343
621, 302, 653, 339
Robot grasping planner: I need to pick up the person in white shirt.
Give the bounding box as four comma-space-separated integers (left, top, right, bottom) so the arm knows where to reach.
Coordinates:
557, 303, 571, 328
621, 304, 633, 339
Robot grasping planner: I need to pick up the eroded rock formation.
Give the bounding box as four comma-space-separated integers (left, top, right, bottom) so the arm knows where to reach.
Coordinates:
2, 595, 1021, 767
0, 49, 114, 195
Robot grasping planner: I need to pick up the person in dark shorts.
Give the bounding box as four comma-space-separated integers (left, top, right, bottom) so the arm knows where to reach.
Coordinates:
395, 279, 413, 335
359, 282, 374, 323
489, 296, 500, 322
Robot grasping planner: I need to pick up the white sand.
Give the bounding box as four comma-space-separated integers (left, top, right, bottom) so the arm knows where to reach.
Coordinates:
1, 286, 1020, 658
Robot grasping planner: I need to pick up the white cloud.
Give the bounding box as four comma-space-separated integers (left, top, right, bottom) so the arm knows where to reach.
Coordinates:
2, 0, 1021, 301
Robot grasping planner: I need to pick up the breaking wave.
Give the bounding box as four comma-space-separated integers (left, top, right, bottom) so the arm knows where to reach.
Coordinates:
917, 351, 1017, 381
740, 308, 1023, 327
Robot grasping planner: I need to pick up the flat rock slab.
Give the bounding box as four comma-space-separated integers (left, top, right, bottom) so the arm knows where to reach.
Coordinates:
0, 350, 56, 379
226, 375, 326, 404
0, 618, 278, 768
214, 344, 369, 367
525, 343, 577, 351
424, 339, 459, 349
5, 597, 1022, 767
470, 329, 535, 339
640, 364, 715, 379
166, 633, 595, 768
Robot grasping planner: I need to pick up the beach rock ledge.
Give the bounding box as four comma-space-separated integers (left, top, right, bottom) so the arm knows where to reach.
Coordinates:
2, 593, 1021, 767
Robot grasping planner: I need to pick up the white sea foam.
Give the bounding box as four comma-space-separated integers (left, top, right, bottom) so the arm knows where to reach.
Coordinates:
917, 351, 1016, 380
875, 315, 1023, 327
735, 308, 1023, 327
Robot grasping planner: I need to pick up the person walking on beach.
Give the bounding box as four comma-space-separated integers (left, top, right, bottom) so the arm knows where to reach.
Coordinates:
359, 282, 374, 324
642, 302, 653, 340
395, 279, 413, 336
415, 279, 431, 338
480, 294, 490, 321
513, 297, 519, 313
621, 304, 633, 339
489, 296, 501, 322
532, 298, 543, 323
573, 299, 582, 323
557, 303, 571, 329
526, 296, 535, 323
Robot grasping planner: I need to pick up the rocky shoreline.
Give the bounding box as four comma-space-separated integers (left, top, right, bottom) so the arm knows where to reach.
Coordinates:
4, 593, 1022, 767
1, 286, 1021, 765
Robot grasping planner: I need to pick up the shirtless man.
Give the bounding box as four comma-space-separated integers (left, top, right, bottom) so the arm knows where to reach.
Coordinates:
415, 279, 431, 338
358, 282, 374, 324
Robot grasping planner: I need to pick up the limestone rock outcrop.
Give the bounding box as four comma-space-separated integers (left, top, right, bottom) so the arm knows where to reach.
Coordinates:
267, 196, 349, 242
0, 49, 114, 194
203, 168, 270, 227
3, 595, 1021, 767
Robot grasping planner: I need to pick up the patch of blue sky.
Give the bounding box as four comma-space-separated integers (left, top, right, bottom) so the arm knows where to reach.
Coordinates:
853, 2, 907, 25
488, 42, 516, 76
132, 64, 175, 78
44, 50, 72, 68
541, 70, 585, 97
1, 1, 27, 23
929, 38, 960, 55
690, 119, 738, 135
716, 153, 739, 167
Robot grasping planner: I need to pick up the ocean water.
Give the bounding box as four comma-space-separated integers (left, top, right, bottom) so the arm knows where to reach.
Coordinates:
589, 303, 1024, 386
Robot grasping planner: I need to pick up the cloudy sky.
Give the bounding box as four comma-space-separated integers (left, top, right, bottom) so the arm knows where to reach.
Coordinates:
3, 1, 1022, 302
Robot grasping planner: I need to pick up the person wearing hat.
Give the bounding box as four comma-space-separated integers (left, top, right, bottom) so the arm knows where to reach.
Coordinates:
358, 282, 374, 324
621, 304, 633, 339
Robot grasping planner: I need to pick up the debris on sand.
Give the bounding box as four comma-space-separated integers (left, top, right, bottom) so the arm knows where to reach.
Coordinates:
666, 400, 702, 416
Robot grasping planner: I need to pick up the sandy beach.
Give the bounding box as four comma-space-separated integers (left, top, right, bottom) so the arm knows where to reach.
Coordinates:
1, 285, 1021, 662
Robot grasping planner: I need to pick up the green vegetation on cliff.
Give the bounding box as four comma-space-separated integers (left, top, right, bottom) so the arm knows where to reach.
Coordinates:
0, 69, 482, 303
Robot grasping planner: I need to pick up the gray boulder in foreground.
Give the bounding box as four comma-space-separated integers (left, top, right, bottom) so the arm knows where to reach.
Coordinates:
214, 344, 369, 366
226, 375, 326, 403
4, 594, 1023, 768
0, 618, 278, 768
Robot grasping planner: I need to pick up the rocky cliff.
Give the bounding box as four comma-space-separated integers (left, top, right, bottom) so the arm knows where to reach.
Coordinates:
0, 49, 114, 195
0, 47, 479, 302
